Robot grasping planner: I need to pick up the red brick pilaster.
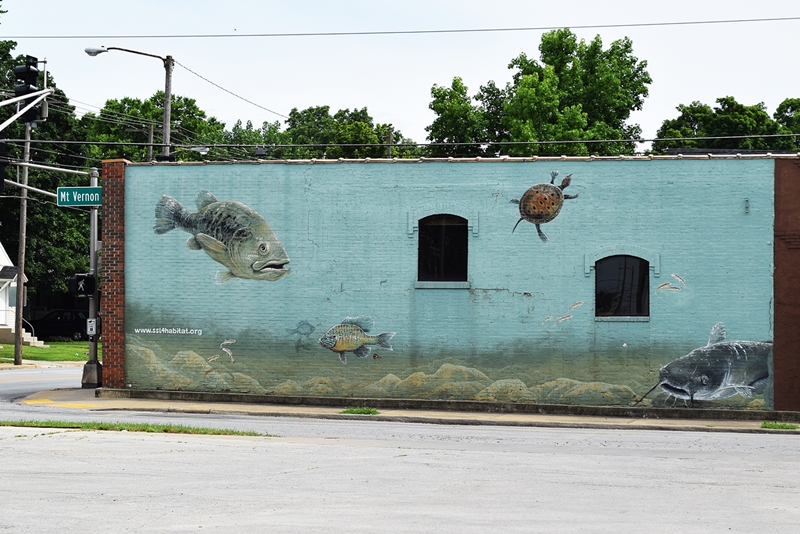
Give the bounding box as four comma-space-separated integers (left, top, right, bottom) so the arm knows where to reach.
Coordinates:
774, 159, 800, 411
101, 159, 129, 389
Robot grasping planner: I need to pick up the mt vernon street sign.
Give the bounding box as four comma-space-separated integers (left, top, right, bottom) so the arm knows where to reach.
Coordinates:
57, 186, 102, 207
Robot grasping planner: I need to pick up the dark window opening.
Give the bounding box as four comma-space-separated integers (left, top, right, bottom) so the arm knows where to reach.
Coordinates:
418, 214, 468, 282
595, 255, 649, 316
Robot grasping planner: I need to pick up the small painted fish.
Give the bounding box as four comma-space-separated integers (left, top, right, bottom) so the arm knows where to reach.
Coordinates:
656, 282, 672, 293
663, 285, 681, 292
541, 316, 554, 324
373, 354, 381, 360
671, 274, 686, 288
287, 321, 315, 336
206, 355, 219, 363
567, 301, 584, 311
219, 339, 236, 348
318, 316, 396, 364
554, 314, 573, 324
222, 347, 234, 362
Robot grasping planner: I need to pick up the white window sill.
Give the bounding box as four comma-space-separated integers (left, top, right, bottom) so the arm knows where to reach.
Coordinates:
595, 316, 650, 322
415, 281, 471, 289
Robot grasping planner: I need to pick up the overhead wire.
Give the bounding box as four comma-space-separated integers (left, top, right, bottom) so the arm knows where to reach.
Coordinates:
5, 16, 800, 40
2, 132, 797, 149
174, 60, 287, 119
50, 94, 261, 161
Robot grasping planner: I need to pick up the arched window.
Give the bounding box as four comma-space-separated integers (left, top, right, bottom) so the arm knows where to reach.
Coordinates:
417, 214, 468, 282
595, 255, 649, 317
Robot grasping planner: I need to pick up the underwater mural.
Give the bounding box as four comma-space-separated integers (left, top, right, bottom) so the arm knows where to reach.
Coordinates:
636, 323, 772, 407
511, 170, 579, 241
154, 190, 290, 284
119, 159, 775, 410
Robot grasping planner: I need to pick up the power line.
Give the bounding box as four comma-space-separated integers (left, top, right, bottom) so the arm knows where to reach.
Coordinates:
2, 132, 797, 148
174, 60, 288, 119
51, 96, 263, 160
5, 16, 800, 40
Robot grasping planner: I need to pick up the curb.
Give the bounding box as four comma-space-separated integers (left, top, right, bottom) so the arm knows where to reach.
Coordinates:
96, 388, 800, 423
87, 405, 800, 435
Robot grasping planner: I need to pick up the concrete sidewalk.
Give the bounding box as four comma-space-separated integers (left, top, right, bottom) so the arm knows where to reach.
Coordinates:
14, 386, 800, 435
5, 360, 799, 434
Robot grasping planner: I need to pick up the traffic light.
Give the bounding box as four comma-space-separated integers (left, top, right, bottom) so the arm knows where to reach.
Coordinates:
14, 55, 40, 123
68, 273, 96, 298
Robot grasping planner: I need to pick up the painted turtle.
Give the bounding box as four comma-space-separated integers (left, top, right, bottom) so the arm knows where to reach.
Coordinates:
511, 170, 578, 242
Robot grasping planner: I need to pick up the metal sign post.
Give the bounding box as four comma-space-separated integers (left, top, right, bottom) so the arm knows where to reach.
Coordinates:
82, 167, 102, 388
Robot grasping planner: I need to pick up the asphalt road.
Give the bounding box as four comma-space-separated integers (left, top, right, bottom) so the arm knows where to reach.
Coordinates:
0, 365, 82, 402
1, 366, 799, 532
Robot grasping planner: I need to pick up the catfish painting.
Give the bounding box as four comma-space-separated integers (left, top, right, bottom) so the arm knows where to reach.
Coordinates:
635, 323, 771, 407
154, 190, 290, 284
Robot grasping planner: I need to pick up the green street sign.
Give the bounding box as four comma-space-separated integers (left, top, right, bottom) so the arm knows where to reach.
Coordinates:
57, 186, 102, 207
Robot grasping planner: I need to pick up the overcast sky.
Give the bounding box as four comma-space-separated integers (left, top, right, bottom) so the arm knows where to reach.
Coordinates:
2, 0, 799, 151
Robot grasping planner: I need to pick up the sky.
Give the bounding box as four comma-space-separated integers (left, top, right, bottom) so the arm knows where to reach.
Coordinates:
2, 0, 800, 151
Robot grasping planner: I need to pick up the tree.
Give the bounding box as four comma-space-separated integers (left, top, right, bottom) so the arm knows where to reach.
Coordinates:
425, 29, 651, 156
81, 93, 227, 162
474, 80, 510, 151
503, 67, 592, 156
774, 98, 800, 149
425, 77, 486, 157
1, 38, 93, 296
652, 96, 796, 153
282, 105, 416, 159
223, 119, 287, 159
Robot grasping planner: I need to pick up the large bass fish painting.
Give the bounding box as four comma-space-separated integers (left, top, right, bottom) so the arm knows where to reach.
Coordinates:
154, 190, 290, 283
636, 323, 771, 407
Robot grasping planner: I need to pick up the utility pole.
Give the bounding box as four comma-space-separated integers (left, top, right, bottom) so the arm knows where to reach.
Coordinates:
386, 127, 393, 158
125, 123, 155, 161
147, 123, 154, 161
162, 56, 173, 157
13, 123, 30, 366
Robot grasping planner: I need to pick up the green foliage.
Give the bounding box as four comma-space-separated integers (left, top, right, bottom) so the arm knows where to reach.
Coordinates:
425, 77, 486, 156
280, 105, 417, 159
81, 92, 227, 162
774, 98, 800, 149
223, 119, 285, 159
0, 341, 101, 363
0, 38, 94, 295
761, 421, 799, 430
340, 407, 380, 415
653, 96, 797, 153
0, 420, 262, 435
474, 80, 510, 151
425, 29, 650, 156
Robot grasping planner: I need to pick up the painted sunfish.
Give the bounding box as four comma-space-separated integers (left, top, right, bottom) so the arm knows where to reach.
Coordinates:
154, 190, 290, 283
635, 322, 771, 406
318, 316, 395, 364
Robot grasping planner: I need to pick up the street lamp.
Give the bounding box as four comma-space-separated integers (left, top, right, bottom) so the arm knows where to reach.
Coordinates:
85, 46, 173, 158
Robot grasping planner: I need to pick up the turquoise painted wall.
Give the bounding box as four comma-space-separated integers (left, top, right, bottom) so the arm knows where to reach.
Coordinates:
123, 159, 774, 408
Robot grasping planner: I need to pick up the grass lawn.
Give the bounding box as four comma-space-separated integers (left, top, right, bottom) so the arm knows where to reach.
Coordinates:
0, 420, 263, 436
0, 341, 101, 363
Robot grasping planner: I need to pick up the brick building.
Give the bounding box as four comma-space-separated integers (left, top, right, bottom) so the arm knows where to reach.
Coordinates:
99, 156, 800, 411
